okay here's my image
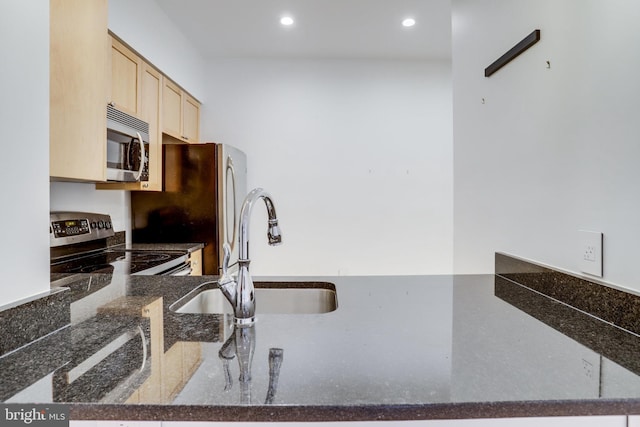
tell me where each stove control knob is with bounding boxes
[90,221,97,229]
[97,220,105,229]
[105,221,112,229]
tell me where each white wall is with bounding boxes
[50,183,131,241]
[108,0,206,101]
[201,59,453,276]
[0,1,50,305]
[452,0,640,291]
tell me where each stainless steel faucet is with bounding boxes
[218,188,282,326]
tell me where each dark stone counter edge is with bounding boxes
[69,400,640,422]
[0,287,70,357]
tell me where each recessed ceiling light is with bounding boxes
[402,18,416,28]
[280,16,294,26]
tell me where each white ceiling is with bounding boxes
[154,0,452,60]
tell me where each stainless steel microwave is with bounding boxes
[106,104,150,182]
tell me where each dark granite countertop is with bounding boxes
[4,267,640,422]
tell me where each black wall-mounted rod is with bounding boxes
[485,29,541,77]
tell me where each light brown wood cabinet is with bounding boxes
[97,43,163,192]
[109,36,142,118]
[183,93,201,141]
[161,341,203,401]
[163,78,201,143]
[50,0,109,182]
[51,3,200,184]
[105,297,202,405]
[189,249,203,276]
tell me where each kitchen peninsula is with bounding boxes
[2,254,640,424]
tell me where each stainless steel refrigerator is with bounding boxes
[131,143,247,275]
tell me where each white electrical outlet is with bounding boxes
[578,230,603,277]
[583,245,596,261]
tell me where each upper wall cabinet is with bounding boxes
[140,64,163,191]
[51,1,200,184]
[163,79,200,143]
[183,94,200,142]
[97,38,163,192]
[50,0,108,182]
[109,36,142,117]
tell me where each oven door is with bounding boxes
[106,131,149,182]
[130,252,191,276]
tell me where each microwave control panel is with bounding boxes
[50,212,115,247]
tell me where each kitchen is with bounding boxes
[2,0,640,425]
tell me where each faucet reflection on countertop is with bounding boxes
[218,324,284,404]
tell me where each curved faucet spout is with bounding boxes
[239,188,282,262]
[232,188,282,326]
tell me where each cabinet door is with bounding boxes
[50,0,108,182]
[182,94,200,142]
[181,341,202,380]
[162,342,184,401]
[162,78,201,143]
[139,63,162,191]
[162,79,183,140]
[110,37,141,117]
[189,249,203,276]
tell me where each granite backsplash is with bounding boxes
[496,252,640,335]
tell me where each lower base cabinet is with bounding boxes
[189,249,203,276]
[71,415,628,426]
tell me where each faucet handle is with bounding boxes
[219,242,235,289]
[217,243,238,312]
[221,242,231,276]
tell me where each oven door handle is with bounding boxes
[162,262,192,276]
[172,266,193,276]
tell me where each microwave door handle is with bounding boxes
[134,131,145,181]
[125,138,133,170]
[226,156,238,249]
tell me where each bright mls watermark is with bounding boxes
[1,404,69,426]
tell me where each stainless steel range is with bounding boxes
[50,212,192,276]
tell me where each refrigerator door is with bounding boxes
[217,144,247,273]
[131,143,247,275]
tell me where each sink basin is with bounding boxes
[172,282,337,315]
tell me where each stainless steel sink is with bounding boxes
[172,282,337,315]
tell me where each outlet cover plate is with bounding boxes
[578,230,603,277]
